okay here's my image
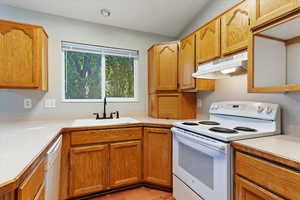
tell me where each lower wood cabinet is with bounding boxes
[235,151,300,200]
[69,145,109,197]
[143,128,172,187]
[62,126,172,199]
[110,141,142,188]
[18,159,45,200]
[235,176,283,200]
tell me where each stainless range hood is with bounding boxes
[192,51,248,79]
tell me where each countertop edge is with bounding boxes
[232,141,300,171]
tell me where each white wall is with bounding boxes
[0,5,174,120]
[182,0,300,136]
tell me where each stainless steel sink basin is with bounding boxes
[71,117,140,127]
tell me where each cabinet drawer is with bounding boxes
[235,152,300,199]
[18,160,45,200]
[71,127,142,145]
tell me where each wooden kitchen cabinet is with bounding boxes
[196,18,221,64]
[179,34,215,91]
[18,159,45,200]
[250,0,300,29]
[149,93,196,119]
[235,176,283,200]
[235,151,300,200]
[143,128,172,187]
[221,0,250,55]
[69,145,109,197]
[110,141,142,188]
[0,19,48,91]
[148,42,178,93]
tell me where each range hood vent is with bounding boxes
[192,51,248,79]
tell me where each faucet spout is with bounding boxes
[103,96,107,119]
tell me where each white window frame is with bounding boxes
[61,42,139,103]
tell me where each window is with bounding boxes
[62,42,138,102]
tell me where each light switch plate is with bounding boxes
[24,99,32,109]
[45,99,56,108]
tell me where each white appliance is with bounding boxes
[172,101,281,200]
[45,136,62,200]
[192,52,248,79]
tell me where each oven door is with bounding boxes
[172,127,231,200]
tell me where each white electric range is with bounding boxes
[171,101,281,200]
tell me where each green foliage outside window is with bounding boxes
[106,55,134,98]
[65,51,135,100]
[65,51,102,99]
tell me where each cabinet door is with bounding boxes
[0,23,36,88]
[235,176,283,200]
[221,0,250,55]
[33,183,45,200]
[110,141,142,188]
[196,18,221,64]
[69,145,109,197]
[18,160,45,200]
[179,34,196,90]
[251,0,300,28]
[144,128,172,187]
[157,94,180,119]
[156,43,178,90]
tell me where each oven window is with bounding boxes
[178,142,214,189]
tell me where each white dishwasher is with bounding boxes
[45,136,62,200]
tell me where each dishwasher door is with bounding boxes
[45,136,62,200]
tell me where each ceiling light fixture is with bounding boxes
[100,9,111,17]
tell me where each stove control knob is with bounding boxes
[266,106,273,114]
[257,105,265,113]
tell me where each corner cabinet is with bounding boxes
[179,34,215,91]
[143,128,172,188]
[196,18,221,64]
[221,0,250,55]
[0,19,48,91]
[148,42,178,93]
[250,0,300,29]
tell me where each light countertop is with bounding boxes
[233,135,300,170]
[0,116,193,188]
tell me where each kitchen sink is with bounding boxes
[71,117,140,127]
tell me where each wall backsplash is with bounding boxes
[0,5,174,120]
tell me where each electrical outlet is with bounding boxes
[24,99,32,109]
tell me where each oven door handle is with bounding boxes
[172,128,227,153]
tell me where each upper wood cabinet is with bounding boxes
[179,34,215,91]
[196,18,221,64]
[69,145,109,197]
[148,42,178,93]
[110,141,142,188]
[179,34,196,89]
[0,19,48,91]
[143,128,172,188]
[250,0,300,29]
[221,0,250,55]
[149,93,196,119]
